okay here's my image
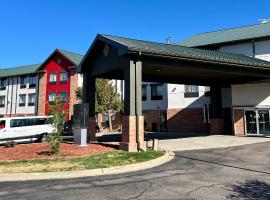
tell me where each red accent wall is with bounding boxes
[41,53,74,120]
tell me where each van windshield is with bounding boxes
[0,120,5,129]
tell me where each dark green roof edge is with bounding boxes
[98,34,270,69]
[0,64,41,78]
[179,22,270,47]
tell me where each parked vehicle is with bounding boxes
[63,119,73,136]
[0,116,54,144]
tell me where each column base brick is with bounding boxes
[210,118,224,135]
[121,115,146,152]
[88,117,97,142]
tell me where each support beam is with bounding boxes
[83,73,97,142]
[210,86,224,134]
[121,60,145,152]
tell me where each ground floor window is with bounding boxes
[19,94,26,107]
[184,85,199,98]
[245,109,270,135]
[151,84,163,100]
[0,96,5,107]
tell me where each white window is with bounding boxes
[29,75,36,88]
[184,85,199,98]
[0,79,6,90]
[142,85,147,101]
[60,72,68,83]
[49,73,57,84]
[151,84,163,100]
[0,96,5,107]
[49,93,56,103]
[20,76,27,88]
[28,93,36,106]
[19,94,26,107]
[60,92,67,102]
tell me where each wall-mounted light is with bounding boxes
[155,68,161,72]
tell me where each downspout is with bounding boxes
[10,78,14,117]
[252,40,256,58]
[14,77,18,115]
[35,74,39,115]
[135,51,144,152]
[6,78,9,116]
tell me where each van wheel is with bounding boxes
[38,134,47,143]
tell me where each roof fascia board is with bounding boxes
[136,51,270,71]
[79,34,129,72]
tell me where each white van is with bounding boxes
[0,116,54,144]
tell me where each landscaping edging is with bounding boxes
[0,151,174,182]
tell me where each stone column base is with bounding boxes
[210,118,224,135]
[121,115,146,152]
[88,117,97,142]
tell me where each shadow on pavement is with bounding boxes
[97,132,210,143]
[227,180,270,200]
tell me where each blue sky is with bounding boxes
[1,0,270,68]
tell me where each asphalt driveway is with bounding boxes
[1,141,270,200]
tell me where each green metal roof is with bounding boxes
[179,22,270,47]
[57,49,83,66]
[99,34,270,69]
[0,64,41,78]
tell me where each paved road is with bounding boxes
[1,141,270,200]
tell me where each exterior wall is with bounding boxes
[167,84,209,109]
[166,108,209,133]
[41,53,78,120]
[69,72,79,118]
[0,74,38,117]
[232,82,270,107]
[233,108,245,136]
[142,82,168,110]
[37,73,47,116]
[219,39,270,62]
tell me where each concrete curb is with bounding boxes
[0,151,175,182]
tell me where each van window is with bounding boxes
[10,119,30,127]
[0,120,5,129]
[30,118,50,125]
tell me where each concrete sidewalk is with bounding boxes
[159,135,270,152]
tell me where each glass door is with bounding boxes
[245,110,257,134]
[258,110,270,135]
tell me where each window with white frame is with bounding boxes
[0,96,5,107]
[0,79,7,90]
[48,92,56,104]
[28,93,36,106]
[184,85,199,98]
[20,76,27,88]
[151,84,163,100]
[60,72,68,83]
[142,85,147,101]
[29,75,36,88]
[60,92,67,102]
[19,94,26,107]
[49,73,57,84]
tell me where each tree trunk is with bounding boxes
[108,110,113,132]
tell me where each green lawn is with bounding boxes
[0,150,165,173]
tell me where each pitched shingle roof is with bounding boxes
[0,64,41,78]
[99,34,270,69]
[178,22,270,47]
[57,49,83,66]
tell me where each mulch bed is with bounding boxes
[0,142,118,161]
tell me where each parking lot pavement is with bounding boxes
[1,141,270,200]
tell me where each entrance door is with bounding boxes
[258,110,270,134]
[245,110,257,134]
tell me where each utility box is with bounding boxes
[73,103,89,146]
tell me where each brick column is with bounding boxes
[210,118,224,135]
[120,115,145,152]
[233,108,245,136]
[37,72,46,116]
[88,117,97,142]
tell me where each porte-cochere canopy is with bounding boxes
[80,34,270,86]
[79,34,270,152]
